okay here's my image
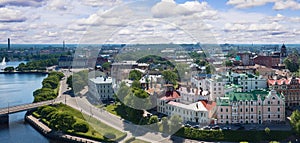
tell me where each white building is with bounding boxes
[191,75,226,101]
[157,86,216,125]
[227,72,267,92]
[88,76,114,100]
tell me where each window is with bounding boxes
[240,109,242,112]
[221,115,223,119]
[226,108,228,112]
[268,108,270,112]
[278,115,280,118]
[268,115,270,118]
[226,115,228,119]
[278,101,280,105]
[220,108,223,112]
[268,101,270,104]
[255,82,258,84]
[278,108,280,112]
[246,101,248,105]
[251,108,253,112]
[246,108,248,112]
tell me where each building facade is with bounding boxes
[228,72,267,92]
[268,77,300,107]
[88,76,114,100]
[157,86,216,124]
[217,90,285,124]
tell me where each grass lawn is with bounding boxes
[35,103,126,142]
[124,137,150,143]
[105,102,148,125]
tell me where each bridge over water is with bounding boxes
[0,100,55,125]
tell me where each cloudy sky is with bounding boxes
[0,0,300,44]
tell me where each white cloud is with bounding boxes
[226,0,276,8]
[151,0,217,19]
[81,0,122,7]
[0,0,46,7]
[227,0,300,10]
[47,0,70,11]
[0,7,27,22]
[273,0,300,10]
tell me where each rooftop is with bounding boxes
[89,76,112,84]
[167,101,208,112]
[217,90,283,106]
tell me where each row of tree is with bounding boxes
[33,72,64,102]
[36,104,89,133]
[66,70,88,95]
[16,58,58,72]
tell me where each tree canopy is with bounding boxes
[162,70,178,84]
[129,70,143,81]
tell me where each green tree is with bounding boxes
[116,83,130,102]
[265,127,270,135]
[50,112,76,132]
[73,122,89,133]
[290,110,300,135]
[169,115,182,133]
[129,70,143,80]
[162,70,178,84]
[40,106,57,119]
[148,115,159,124]
[102,62,111,71]
[224,60,233,67]
[131,80,141,89]
[161,117,169,133]
[284,58,299,72]
[4,66,14,72]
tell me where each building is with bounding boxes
[227,72,267,92]
[88,76,114,101]
[268,77,300,107]
[253,55,280,68]
[7,38,10,51]
[236,52,254,66]
[280,44,287,58]
[157,85,216,125]
[191,74,226,101]
[111,61,149,84]
[217,90,285,124]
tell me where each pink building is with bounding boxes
[217,90,285,124]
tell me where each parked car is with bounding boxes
[184,124,191,128]
[237,126,245,130]
[193,125,200,129]
[222,126,231,130]
[211,125,220,130]
[202,126,211,130]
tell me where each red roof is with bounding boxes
[160,91,180,100]
[267,78,300,85]
[200,100,216,111]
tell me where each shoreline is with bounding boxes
[25,111,99,143]
[0,71,48,74]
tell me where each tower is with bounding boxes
[280,44,287,58]
[7,38,10,51]
[63,41,65,50]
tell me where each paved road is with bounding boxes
[55,70,206,143]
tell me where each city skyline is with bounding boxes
[0,0,300,44]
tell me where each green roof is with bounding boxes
[217,90,269,106]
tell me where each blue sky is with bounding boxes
[0,0,300,44]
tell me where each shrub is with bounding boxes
[73,122,89,133]
[104,132,116,139]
